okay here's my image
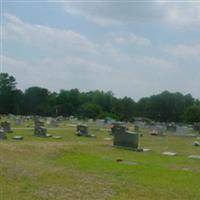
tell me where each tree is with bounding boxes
[24,87,50,116]
[0,73,17,114]
[136,91,194,122]
[184,105,200,123]
[112,97,136,121]
[79,103,102,119]
[0,73,199,122]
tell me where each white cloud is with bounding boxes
[167,44,200,57]
[3,14,200,100]
[111,32,151,46]
[3,54,180,100]
[62,1,200,27]
[4,13,97,56]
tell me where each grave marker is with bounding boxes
[113,123,139,150]
[0,121,12,133]
[34,120,47,137]
[0,129,7,140]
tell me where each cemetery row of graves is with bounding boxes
[1,114,200,199]
[1,115,200,155]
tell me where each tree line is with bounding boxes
[0,73,200,123]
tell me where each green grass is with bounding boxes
[0,123,200,200]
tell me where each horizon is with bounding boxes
[4,71,199,102]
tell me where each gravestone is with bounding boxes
[176,126,190,136]
[111,123,127,135]
[50,118,58,127]
[193,123,200,133]
[76,124,89,136]
[34,120,47,137]
[188,155,200,159]
[113,130,139,150]
[56,116,64,122]
[96,119,105,128]
[134,125,139,132]
[162,152,177,156]
[0,121,12,133]
[193,141,200,146]
[52,136,62,139]
[0,129,7,139]
[150,125,164,136]
[15,118,22,125]
[167,123,177,132]
[13,136,23,140]
[88,119,94,124]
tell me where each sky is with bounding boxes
[1,0,200,101]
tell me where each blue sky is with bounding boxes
[1,0,200,101]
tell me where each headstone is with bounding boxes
[15,118,22,125]
[111,122,127,135]
[0,129,7,140]
[104,118,116,127]
[143,148,151,152]
[76,124,89,136]
[162,152,177,156]
[104,137,112,141]
[88,119,94,124]
[113,129,139,150]
[34,120,47,137]
[150,130,160,136]
[13,136,23,140]
[50,119,58,127]
[176,126,190,136]
[193,123,200,133]
[134,125,139,132]
[188,155,200,159]
[46,134,52,137]
[193,141,200,146]
[52,136,62,139]
[0,121,12,133]
[56,116,64,122]
[150,125,164,136]
[96,119,105,128]
[166,123,177,132]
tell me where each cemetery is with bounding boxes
[0,115,200,200]
[1,1,200,199]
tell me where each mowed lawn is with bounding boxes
[0,125,200,200]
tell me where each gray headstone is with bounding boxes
[34,120,47,137]
[0,129,7,140]
[0,121,12,133]
[113,130,139,150]
[13,136,23,140]
[111,123,127,135]
[166,123,177,132]
[162,152,177,156]
[76,124,89,136]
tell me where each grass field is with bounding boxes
[0,123,200,200]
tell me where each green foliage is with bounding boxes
[79,103,102,119]
[184,105,200,123]
[112,97,136,121]
[24,87,50,115]
[0,73,18,114]
[137,91,195,122]
[0,73,200,122]
[97,112,119,120]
